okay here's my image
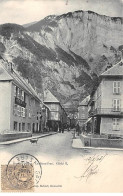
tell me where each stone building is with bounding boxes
[88,60,123,137]
[0,59,42,141]
[44,90,67,131]
[78,95,90,128]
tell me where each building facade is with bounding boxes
[0,59,42,141]
[88,61,123,137]
[78,96,90,128]
[41,104,50,131]
[44,90,67,131]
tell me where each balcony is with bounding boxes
[89,108,123,117]
[15,97,26,108]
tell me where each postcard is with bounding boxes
[0,0,123,193]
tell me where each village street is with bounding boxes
[0,131,123,192]
[0,131,122,159]
[0,131,84,159]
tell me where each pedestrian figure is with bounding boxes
[59,122,61,133]
[76,123,80,136]
[61,124,64,133]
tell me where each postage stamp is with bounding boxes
[1,153,42,192]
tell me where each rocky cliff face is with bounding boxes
[27,11,123,73]
[0,10,122,108]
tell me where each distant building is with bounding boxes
[88,60,123,137]
[44,90,67,131]
[41,103,50,131]
[0,59,42,142]
[78,96,90,128]
[63,101,78,128]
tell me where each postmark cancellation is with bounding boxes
[1,153,42,192]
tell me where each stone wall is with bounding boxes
[0,132,32,142]
[80,134,123,148]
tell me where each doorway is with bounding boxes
[19,123,21,131]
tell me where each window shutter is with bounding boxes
[118,82,120,94]
[117,99,120,111]
[113,99,116,110]
[113,82,116,94]
[22,91,24,101]
[21,107,23,117]
[23,108,25,117]
[113,118,115,125]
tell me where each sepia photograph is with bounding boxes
[0,0,123,193]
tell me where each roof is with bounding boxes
[0,59,41,102]
[44,90,59,103]
[42,103,51,111]
[101,60,123,77]
[79,95,90,106]
[0,62,13,80]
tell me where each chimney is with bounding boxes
[8,62,13,73]
[27,77,29,83]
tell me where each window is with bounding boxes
[51,104,57,110]
[24,93,26,102]
[21,107,26,117]
[36,123,39,132]
[17,105,21,116]
[14,85,17,97]
[32,123,35,132]
[22,91,24,101]
[19,123,21,131]
[113,118,119,126]
[14,121,17,131]
[113,99,120,111]
[19,89,22,99]
[17,87,20,98]
[22,123,25,131]
[113,118,120,131]
[27,123,31,131]
[23,108,26,117]
[29,109,31,118]
[13,104,17,116]
[50,112,59,120]
[113,81,120,94]
[17,88,21,99]
[21,107,23,117]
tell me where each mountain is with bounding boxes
[0,11,122,110]
[23,21,38,28]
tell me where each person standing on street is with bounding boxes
[76,123,80,136]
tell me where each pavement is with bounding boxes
[1,130,123,152]
[0,132,57,145]
[0,132,84,160]
[72,136,123,151]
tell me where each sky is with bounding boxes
[0,0,122,25]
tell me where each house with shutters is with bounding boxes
[44,90,67,131]
[0,59,42,142]
[78,95,90,128]
[88,60,123,137]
